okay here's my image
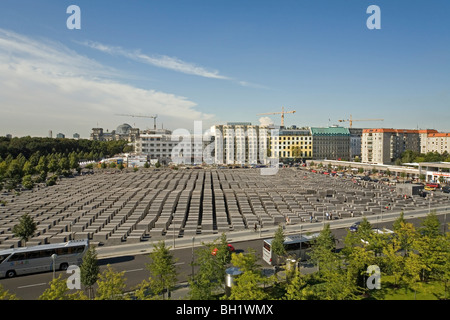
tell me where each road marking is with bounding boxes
[174,262,185,266]
[124,268,144,273]
[18,282,47,289]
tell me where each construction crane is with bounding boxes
[338,115,384,128]
[115,114,158,130]
[257,106,296,127]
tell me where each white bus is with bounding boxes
[263,233,320,265]
[0,239,89,278]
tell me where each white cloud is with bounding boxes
[81,40,230,80]
[259,117,274,126]
[80,40,270,89]
[0,29,214,137]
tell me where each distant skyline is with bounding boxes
[1,1,449,138]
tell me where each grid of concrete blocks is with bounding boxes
[1,169,449,249]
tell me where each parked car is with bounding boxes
[212,244,235,256]
[442,186,450,194]
[349,221,361,232]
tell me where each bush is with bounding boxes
[46,175,58,186]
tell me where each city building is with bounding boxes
[90,123,140,142]
[73,133,80,140]
[133,128,213,165]
[349,128,363,161]
[310,126,350,160]
[420,130,449,154]
[133,128,174,164]
[270,127,312,162]
[56,133,65,139]
[213,122,271,165]
[361,128,421,164]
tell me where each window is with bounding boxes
[0,254,10,263]
[8,253,26,262]
[284,243,300,251]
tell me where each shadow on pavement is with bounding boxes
[98,255,135,266]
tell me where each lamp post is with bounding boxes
[191,237,195,280]
[51,254,57,280]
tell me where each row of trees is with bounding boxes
[1,212,448,300]
[0,138,131,192]
[0,136,131,160]
[397,150,450,166]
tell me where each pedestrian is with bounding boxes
[326,212,329,220]
[254,223,257,232]
[338,212,342,219]
[330,212,333,220]
[351,211,354,217]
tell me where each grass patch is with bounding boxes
[368,275,448,300]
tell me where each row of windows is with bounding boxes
[2,245,86,262]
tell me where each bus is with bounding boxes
[262,233,320,265]
[0,239,89,278]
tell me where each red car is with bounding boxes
[212,244,235,256]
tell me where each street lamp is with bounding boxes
[51,254,57,280]
[191,237,195,280]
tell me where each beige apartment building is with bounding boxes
[361,129,421,164]
[421,132,450,154]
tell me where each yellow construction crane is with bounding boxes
[338,115,384,128]
[257,106,296,127]
[115,114,158,130]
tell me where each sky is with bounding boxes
[0,0,449,138]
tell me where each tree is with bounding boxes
[0,284,19,300]
[22,160,34,176]
[6,159,22,180]
[393,211,406,233]
[230,248,260,273]
[12,213,37,246]
[381,236,404,287]
[414,212,448,282]
[419,211,441,238]
[35,156,48,174]
[38,274,88,300]
[69,153,79,170]
[59,157,70,172]
[95,265,128,300]
[309,224,336,274]
[401,252,425,300]
[146,240,178,299]
[345,245,375,290]
[400,172,407,182]
[155,161,161,168]
[357,217,373,244]
[394,221,417,256]
[21,174,34,190]
[226,248,268,300]
[271,225,286,267]
[188,236,230,300]
[47,156,59,174]
[227,270,268,300]
[284,270,312,300]
[80,246,99,299]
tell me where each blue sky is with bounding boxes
[0,0,449,137]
